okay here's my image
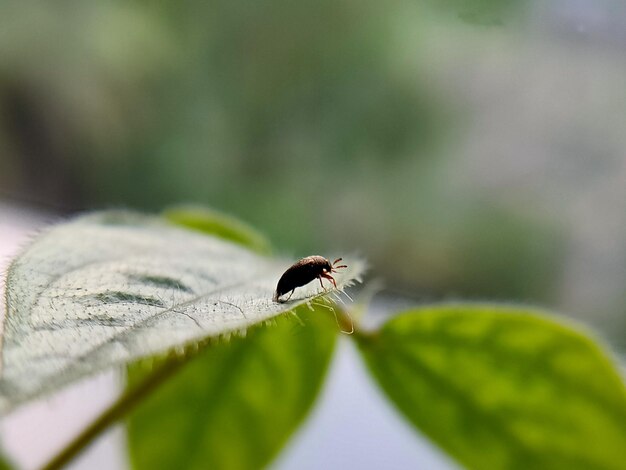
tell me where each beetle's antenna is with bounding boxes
[332,258,348,270]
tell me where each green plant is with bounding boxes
[1,207,625,470]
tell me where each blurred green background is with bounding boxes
[1,1,625,348]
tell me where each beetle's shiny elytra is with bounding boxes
[273,256,347,302]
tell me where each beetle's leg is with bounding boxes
[320,272,337,288]
[286,289,295,301]
[318,276,325,289]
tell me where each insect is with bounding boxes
[273,256,347,302]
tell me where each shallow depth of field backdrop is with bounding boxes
[1,1,626,469]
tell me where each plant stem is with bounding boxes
[41,354,190,470]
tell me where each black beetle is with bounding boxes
[273,256,347,302]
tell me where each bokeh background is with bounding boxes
[1,0,626,468]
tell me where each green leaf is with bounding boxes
[163,205,272,255]
[0,454,14,470]
[0,210,363,414]
[357,304,626,470]
[128,304,336,470]
[428,0,521,26]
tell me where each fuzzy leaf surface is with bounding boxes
[128,305,336,470]
[358,305,626,470]
[1,211,362,413]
